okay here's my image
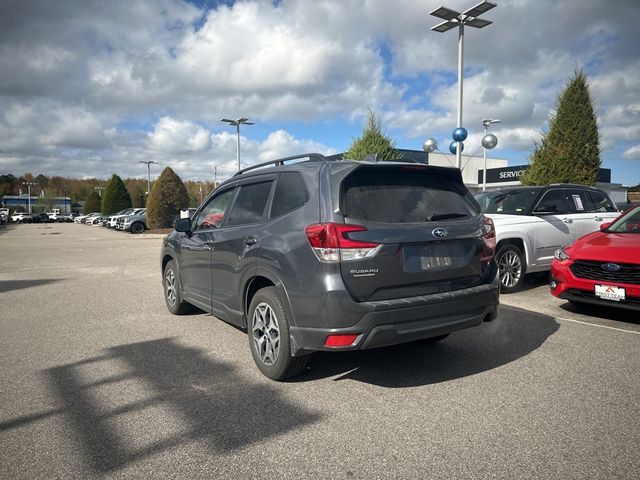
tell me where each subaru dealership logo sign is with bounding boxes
[432,228,448,238]
[601,263,621,272]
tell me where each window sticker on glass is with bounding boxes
[572,194,584,211]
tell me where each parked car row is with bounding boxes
[475,184,639,311]
[7,211,78,223]
[74,208,147,234]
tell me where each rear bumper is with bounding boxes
[289,280,499,355]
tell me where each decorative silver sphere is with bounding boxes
[482,133,498,150]
[423,138,438,153]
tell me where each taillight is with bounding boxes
[481,216,496,263]
[305,223,382,262]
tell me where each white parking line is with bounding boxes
[557,316,640,335]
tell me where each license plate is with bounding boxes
[595,285,626,302]
[418,243,453,270]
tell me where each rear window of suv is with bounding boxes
[342,166,479,223]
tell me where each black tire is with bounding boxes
[130,222,145,234]
[163,260,191,315]
[248,286,309,381]
[495,244,526,293]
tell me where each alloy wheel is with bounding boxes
[165,269,176,306]
[498,250,522,288]
[252,302,280,366]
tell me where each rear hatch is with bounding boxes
[335,164,491,302]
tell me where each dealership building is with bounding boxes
[1,195,72,213]
[374,149,629,205]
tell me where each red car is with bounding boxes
[550,204,640,310]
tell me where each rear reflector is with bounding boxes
[324,334,359,347]
[305,223,382,262]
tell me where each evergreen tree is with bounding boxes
[521,68,600,186]
[84,191,101,213]
[35,174,49,188]
[146,167,190,228]
[343,110,399,161]
[101,174,132,215]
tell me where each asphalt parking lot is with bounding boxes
[1,223,639,479]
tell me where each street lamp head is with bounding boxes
[430,1,496,31]
[462,1,497,19]
[430,6,461,21]
[466,18,492,28]
[221,117,254,126]
[431,20,458,33]
[482,118,501,127]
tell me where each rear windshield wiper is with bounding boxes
[426,213,468,221]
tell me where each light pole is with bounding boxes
[221,117,254,171]
[23,182,38,214]
[138,160,158,195]
[430,1,496,169]
[94,186,106,197]
[481,118,500,191]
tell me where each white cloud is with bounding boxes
[622,144,640,160]
[149,117,212,154]
[258,130,337,161]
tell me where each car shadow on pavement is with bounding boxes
[40,338,321,473]
[559,302,640,325]
[295,305,559,388]
[0,278,63,293]
[517,272,550,292]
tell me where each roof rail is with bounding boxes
[233,153,329,177]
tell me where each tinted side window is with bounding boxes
[227,181,273,226]
[535,189,573,214]
[588,190,617,212]
[193,188,236,230]
[566,189,594,213]
[270,172,309,218]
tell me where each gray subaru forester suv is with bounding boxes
[161,154,499,380]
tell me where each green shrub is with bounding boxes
[101,174,132,215]
[84,191,101,214]
[146,167,190,228]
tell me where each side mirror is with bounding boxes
[175,217,192,233]
[600,222,611,231]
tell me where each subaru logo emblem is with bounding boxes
[601,263,621,272]
[432,227,448,238]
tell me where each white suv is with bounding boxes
[475,184,619,292]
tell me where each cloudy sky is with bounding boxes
[1,0,639,185]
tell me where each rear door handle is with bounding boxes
[203,240,214,247]
[563,218,573,224]
[594,216,603,222]
[244,236,257,246]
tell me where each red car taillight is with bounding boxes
[324,333,359,347]
[305,223,382,262]
[481,216,496,263]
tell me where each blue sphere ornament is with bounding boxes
[452,127,468,142]
[449,141,464,154]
